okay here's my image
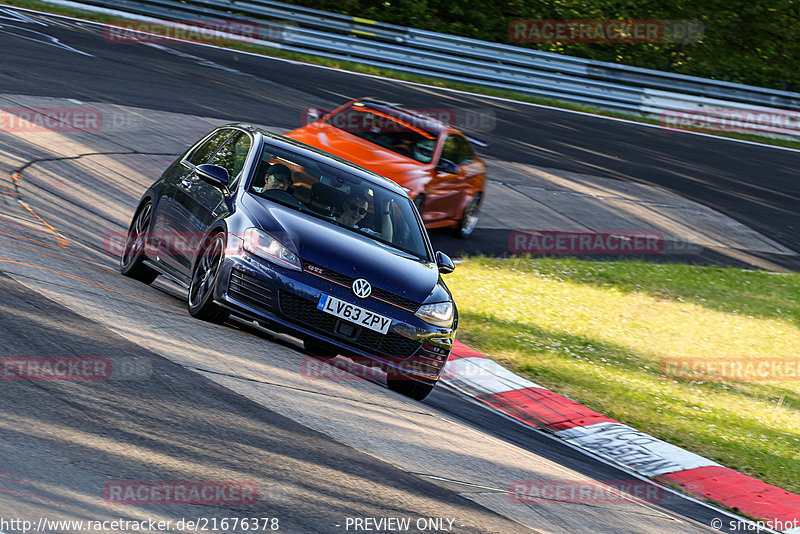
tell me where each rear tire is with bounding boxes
[453,193,481,239]
[120,201,158,284]
[387,375,437,401]
[188,233,229,323]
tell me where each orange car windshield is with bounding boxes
[326,104,438,164]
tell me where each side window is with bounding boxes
[188,129,234,166]
[207,131,252,185]
[440,135,473,166]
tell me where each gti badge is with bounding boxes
[352,278,372,299]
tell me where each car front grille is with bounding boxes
[228,268,276,315]
[279,291,421,359]
[303,263,420,312]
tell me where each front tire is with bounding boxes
[188,233,229,323]
[387,375,437,401]
[453,193,481,239]
[120,201,158,284]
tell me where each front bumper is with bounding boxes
[215,253,454,382]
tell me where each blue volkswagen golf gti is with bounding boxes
[120,124,457,400]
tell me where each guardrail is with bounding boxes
[51,0,800,137]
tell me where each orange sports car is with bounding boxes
[285,98,487,238]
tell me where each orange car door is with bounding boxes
[423,134,474,222]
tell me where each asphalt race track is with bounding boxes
[2,6,798,265]
[0,6,796,534]
[0,272,539,533]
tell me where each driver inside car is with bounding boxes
[337,191,393,242]
[254,163,293,193]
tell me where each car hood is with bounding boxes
[241,194,443,304]
[285,123,431,182]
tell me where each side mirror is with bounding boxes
[436,251,455,274]
[436,158,458,174]
[196,164,230,190]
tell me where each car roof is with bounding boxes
[226,123,409,195]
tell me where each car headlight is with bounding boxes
[415,301,454,327]
[242,228,300,271]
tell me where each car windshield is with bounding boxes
[249,143,431,260]
[325,102,440,163]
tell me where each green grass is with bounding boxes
[4,0,800,151]
[447,257,800,495]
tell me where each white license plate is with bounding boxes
[317,294,391,334]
